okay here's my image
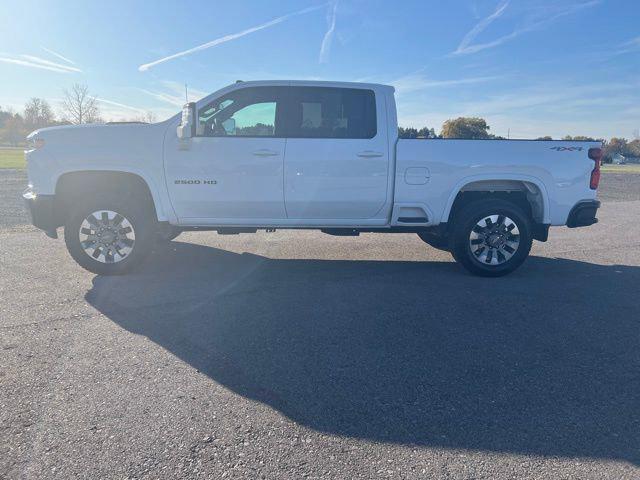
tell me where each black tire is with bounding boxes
[450,199,533,277]
[64,195,154,275]
[156,226,182,242]
[417,232,450,252]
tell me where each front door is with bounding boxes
[164,86,287,222]
[282,86,389,220]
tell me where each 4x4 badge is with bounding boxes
[550,146,583,151]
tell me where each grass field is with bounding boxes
[0,148,25,169]
[601,164,640,174]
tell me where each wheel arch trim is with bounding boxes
[441,174,551,225]
[54,168,173,222]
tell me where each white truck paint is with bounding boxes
[23,80,602,276]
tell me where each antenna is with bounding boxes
[185,84,188,103]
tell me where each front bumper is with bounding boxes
[23,189,58,238]
[567,200,600,228]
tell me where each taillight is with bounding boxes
[588,147,602,190]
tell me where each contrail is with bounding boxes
[0,56,73,73]
[454,0,510,55]
[319,1,338,63]
[41,46,77,65]
[139,4,326,72]
[97,98,146,113]
[21,55,82,72]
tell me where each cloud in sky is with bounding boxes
[392,73,502,95]
[319,1,338,63]
[139,4,326,72]
[453,0,600,56]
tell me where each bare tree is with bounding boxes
[24,98,55,130]
[142,111,157,123]
[60,84,101,124]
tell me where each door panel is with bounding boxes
[164,135,286,219]
[164,86,287,221]
[283,87,389,220]
[284,139,388,219]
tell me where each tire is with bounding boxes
[450,199,533,277]
[64,195,154,275]
[417,232,450,252]
[156,226,182,242]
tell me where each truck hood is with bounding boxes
[27,119,176,155]
[26,119,177,171]
[27,122,164,144]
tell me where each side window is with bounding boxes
[228,102,276,136]
[286,87,376,139]
[197,87,280,137]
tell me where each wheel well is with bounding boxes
[447,180,544,225]
[54,171,157,226]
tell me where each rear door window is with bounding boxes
[284,87,376,139]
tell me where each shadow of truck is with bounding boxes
[86,241,640,464]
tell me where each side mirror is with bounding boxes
[177,102,196,139]
[222,117,236,135]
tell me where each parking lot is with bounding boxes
[2,170,639,479]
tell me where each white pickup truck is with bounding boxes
[23,80,602,276]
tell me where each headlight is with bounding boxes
[27,135,45,150]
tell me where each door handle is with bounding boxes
[252,149,280,157]
[357,151,383,158]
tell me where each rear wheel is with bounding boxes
[64,197,154,275]
[450,199,532,277]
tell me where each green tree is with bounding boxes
[627,139,640,157]
[398,127,418,139]
[441,117,491,139]
[603,137,628,161]
[0,113,27,146]
[563,135,598,142]
[417,127,437,138]
[536,136,553,141]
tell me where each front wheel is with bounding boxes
[450,199,533,277]
[64,197,154,275]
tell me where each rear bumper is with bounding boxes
[567,200,600,228]
[23,189,58,238]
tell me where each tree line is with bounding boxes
[0,83,155,146]
[400,117,640,163]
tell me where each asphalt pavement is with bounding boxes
[1,169,639,479]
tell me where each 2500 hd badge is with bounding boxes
[174,179,217,185]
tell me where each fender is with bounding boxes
[441,173,551,225]
[55,166,177,223]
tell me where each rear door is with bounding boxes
[282,87,389,220]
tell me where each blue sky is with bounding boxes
[1,0,638,139]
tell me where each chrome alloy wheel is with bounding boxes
[78,210,135,264]
[469,214,520,266]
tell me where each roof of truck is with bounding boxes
[228,79,395,92]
